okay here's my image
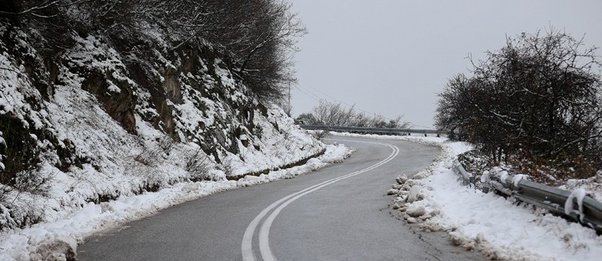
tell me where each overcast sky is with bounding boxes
[289,0,602,128]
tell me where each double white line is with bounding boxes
[241,140,400,261]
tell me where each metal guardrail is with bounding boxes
[452,159,602,233]
[300,125,442,136]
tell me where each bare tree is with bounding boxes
[2,0,304,101]
[305,100,409,128]
[435,30,602,179]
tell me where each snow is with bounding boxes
[0,28,343,260]
[562,175,602,202]
[0,130,4,171]
[498,170,509,184]
[512,174,527,187]
[358,133,602,261]
[106,81,121,94]
[329,132,602,260]
[565,188,587,222]
[0,144,351,260]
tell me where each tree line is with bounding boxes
[435,30,602,180]
[297,100,410,129]
[1,0,304,101]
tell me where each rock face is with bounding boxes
[0,20,323,230]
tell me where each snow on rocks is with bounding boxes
[387,171,431,223]
[406,205,426,218]
[395,174,408,185]
[0,27,346,260]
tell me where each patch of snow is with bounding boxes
[480,170,491,183]
[562,175,602,202]
[512,174,527,187]
[411,140,602,260]
[565,188,587,222]
[498,170,509,185]
[106,80,121,94]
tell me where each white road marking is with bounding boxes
[241,140,399,261]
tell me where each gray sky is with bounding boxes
[289,0,602,128]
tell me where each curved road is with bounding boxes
[78,136,483,260]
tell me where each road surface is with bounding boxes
[78,136,483,260]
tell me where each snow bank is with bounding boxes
[328,132,601,260]
[378,134,602,261]
[0,144,351,260]
[0,25,337,260]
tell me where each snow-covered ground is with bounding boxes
[1,27,349,260]
[409,143,602,260]
[0,143,351,260]
[333,132,602,261]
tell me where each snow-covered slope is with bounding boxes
[0,20,324,236]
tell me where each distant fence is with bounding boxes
[452,160,602,234]
[300,125,442,136]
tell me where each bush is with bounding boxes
[435,30,602,179]
[185,147,210,182]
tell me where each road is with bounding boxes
[78,136,483,260]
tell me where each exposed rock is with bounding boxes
[386,189,399,195]
[396,174,408,184]
[80,70,137,133]
[412,171,427,180]
[31,240,76,261]
[401,184,412,191]
[0,18,325,232]
[393,196,406,204]
[417,193,424,201]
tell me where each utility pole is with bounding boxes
[286,82,291,116]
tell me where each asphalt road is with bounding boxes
[78,136,484,260]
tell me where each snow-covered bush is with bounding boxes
[185,148,210,182]
[435,30,602,181]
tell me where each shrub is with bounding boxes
[435,30,602,179]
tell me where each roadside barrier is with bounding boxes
[452,159,602,234]
[300,125,441,136]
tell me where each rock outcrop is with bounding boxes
[0,18,322,230]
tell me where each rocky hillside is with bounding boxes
[0,4,322,231]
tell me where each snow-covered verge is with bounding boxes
[0,18,338,260]
[373,135,602,261]
[0,144,351,260]
[329,132,602,260]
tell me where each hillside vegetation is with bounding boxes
[0,0,321,231]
